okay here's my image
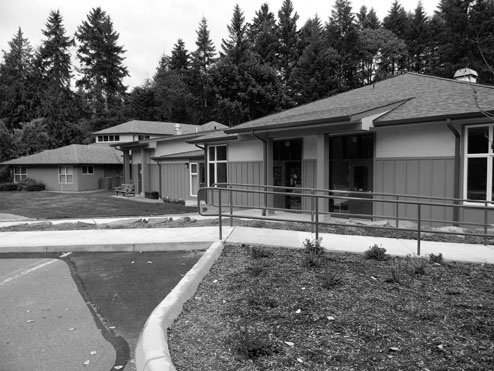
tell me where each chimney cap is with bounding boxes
[454,68,478,81]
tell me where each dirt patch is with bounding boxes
[168,244,494,371]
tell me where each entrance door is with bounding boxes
[329,134,374,216]
[273,139,303,210]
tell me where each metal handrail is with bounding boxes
[198,184,494,255]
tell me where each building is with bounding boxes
[1,144,123,192]
[192,72,494,225]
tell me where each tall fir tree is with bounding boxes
[0,28,36,129]
[326,0,360,90]
[38,9,79,147]
[382,1,411,74]
[75,7,129,118]
[190,17,216,124]
[169,39,189,74]
[220,5,250,64]
[406,2,432,73]
[248,3,279,66]
[356,6,381,30]
[277,0,300,84]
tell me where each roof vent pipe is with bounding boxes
[174,123,182,135]
[454,68,478,83]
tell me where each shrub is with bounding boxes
[303,237,324,267]
[409,256,428,275]
[385,257,406,283]
[364,244,389,261]
[17,178,45,191]
[0,166,11,183]
[321,268,342,289]
[0,182,18,191]
[232,322,276,360]
[429,253,444,265]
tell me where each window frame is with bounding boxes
[189,162,198,197]
[464,124,494,204]
[81,165,94,175]
[13,166,27,183]
[207,145,228,187]
[58,165,73,184]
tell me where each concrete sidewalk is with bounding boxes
[0,222,493,263]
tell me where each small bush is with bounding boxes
[232,322,276,360]
[0,182,18,191]
[17,178,45,191]
[410,257,428,275]
[303,237,324,267]
[386,257,406,283]
[429,253,444,265]
[321,269,342,289]
[364,244,389,261]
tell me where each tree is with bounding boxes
[220,5,250,65]
[125,81,158,121]
[277,0,300,83]
[383,1,411,40]
[169,39,189,74]
[0,28,36,129]
[190,17,217,124]
[75,7,129,116]
[406,2,432,73]
[290,17,339,104]
[356,6,381,30]
[248,3,279,66]
[326,0,360,90]
[12,119,51,157]
[38,9,77,146]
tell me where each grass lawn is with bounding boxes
[168,244,494,371]
[0,190,194,219]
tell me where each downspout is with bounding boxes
[157,160,162,199]
[447,119,460,225]
[195,143,206,203]
[251,130,268,216]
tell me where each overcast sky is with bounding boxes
[0,0,439,89]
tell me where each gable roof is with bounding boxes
[92,120,200,136]
[227,73,494,133]
[1,144,123,165]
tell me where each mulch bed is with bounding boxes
[168,244,494,371]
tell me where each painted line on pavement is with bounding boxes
[0,259,58,287]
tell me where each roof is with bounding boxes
[1,144,123,165]
[92,120,200,136]
[227,73,494,133]
[187,130,237,144]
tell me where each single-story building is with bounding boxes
[1,144,123,191]
[114,121,227,202]
[190,70,494,226]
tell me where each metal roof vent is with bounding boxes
[174,123,182,135]
[454,68,478,83]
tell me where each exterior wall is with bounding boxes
[228,140,263,162]
[155,141,198,157]
[160,162,191,200]
[148,164,160,194]
[302,160,317,211]
[228,161,263,207]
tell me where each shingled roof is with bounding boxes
[227,73,494,133]
[1,144,123,165]
[92,120,200,136]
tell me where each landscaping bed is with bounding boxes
[168,243,494,371]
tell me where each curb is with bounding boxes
[135,240,225,371]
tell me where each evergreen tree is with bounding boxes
[277,0,300,83]
[169,39,189,74]
[0,28,36,129]
[75,7,129,116]
[38,9,77,146]
[248,3,279,66]
[125,81,158,121]
[326,0,360,90]
[406,2,432,73]
[357,6,381,30]
[220,5,250,65]
[290,16,339,104]
[383,1,411,40]
[190,17,216,124]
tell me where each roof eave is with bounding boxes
[374,111,494,127]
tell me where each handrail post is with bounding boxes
[218,188,223,240]
[395,195,400,228]
[229,184,233,227]
[417,203,421,256]
[311,189,315,234]
[315,194,319,240]
[484,201,488,245]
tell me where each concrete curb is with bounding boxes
[135,240,225,371]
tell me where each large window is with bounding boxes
[465,125,494,202]
[208,145,227,186]
[59,165,73,184]
[14,166,27,183]
[81,165,94,175]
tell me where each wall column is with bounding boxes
[316,133,330,212]
[140,148,147,196]
[265,138,274,214]
[123,150,130,184]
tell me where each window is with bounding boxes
[97,135,120,142]
[138,135,150,141]
[59,165,73,184]
[190,163,199,196]
[14,166,27,183]
[81,165,94,175]
[208,145,227,186]
[465,125,494,202]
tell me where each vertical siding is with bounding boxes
[375,157,455,225]
[161,163,190,200]
[302,160,316,211]
[228,161,263,208]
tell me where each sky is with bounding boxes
[0,0,439,89]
